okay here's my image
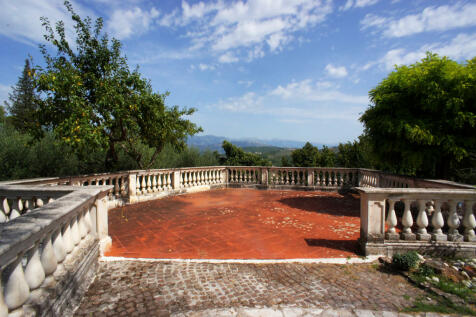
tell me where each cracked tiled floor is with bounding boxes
[105,189,361,259]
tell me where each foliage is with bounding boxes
[4,59,39,133]
[392,251,420,271]
[319,145,336,167]
[0,124,218,181]
[242,146,293,166]
[33,1,201,170]
[335,136,373,168]
[291,142,320,167]
[220,141,271,166]
[360,53,476,180]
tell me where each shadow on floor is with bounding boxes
[279,195,360,217]
[304,238,361,255]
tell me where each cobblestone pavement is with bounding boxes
[73,260,442,316]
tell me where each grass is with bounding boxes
[404,294,476,315]
[402,261,476,315]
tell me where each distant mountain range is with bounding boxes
[187,135,332,152]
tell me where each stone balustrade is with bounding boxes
[0,185,111,316]
[228,167,261,184]
[358,187,476,256]
[0,189,65,223]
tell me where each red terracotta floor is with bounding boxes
[105,189,362,259]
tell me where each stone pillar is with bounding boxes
[359,192,386,243]
[260,168,268,186]
[128,173,137,204]
[96,197,111,254]
[173,171,181,190]
[306,169,314,186]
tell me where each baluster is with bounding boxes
[316,172,321,186]
[25,244,46,290]
[151,174,157,192]
[0,274,7,317]
[141,175,147,194]
[447,200,462,241]
[71,216,81,247]
[385,199,399,240]
[62,222,74,255]
[401,199,416,240]
[463,200,476,242]
[78,210,87,240]
[53,229,67,268]
[339,172,343,186]
[0,197,8,223]
[4,259,30,311]
[200,171,204,185]
[167,173,172,189]
[40,234,57,286]
[416,200,430,241]
[157,173,163,190]
[290,171,295,185]
[431,200,446,241]
[145,175,150,193]
[136,176,141,196]
[332,172,337,186]
[184,172,189,187]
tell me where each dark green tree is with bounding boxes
[33,1,201,170]
[318,145,336,167]
[360,53,476,180]
[335,137,372,168]
[221,141,271,166]
[291,142,320,167]
[5,59,38,132]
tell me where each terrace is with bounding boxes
[0,166,475,315]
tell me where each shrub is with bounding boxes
[392,251,420,271]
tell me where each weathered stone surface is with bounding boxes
[74,260,427,316]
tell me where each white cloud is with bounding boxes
[325,64,348,78]
[371,33,476,70]
[107,7,159,40]
[270,79,367,104]
[361,2,476,38]
[176,0,333,63]
[0,0,91,45]
[198,63,216,71]
[211,79,368,123]
[218,52,239,63]
[340,0,379,11]
[238,80,254,87]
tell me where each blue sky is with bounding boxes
[1,0,476,144]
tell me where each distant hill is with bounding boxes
[187,135,330,152]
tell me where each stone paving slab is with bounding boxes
[73,260,440,316]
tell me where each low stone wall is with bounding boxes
[357,187,476,257]
[0,186,111,317]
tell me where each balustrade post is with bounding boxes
[173,171,180,189]
[385,199,399,240]
[359,192,386,245]
[431,200,447,241]
[128,172,137,204]
[260,168,268,186]
[96,197,112,254]
[416,200,431,241]
[152,174,158,192]
[62,222,74,255]
[463,200,476,242]
[401,199,416,240]
[447,200,463,241]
